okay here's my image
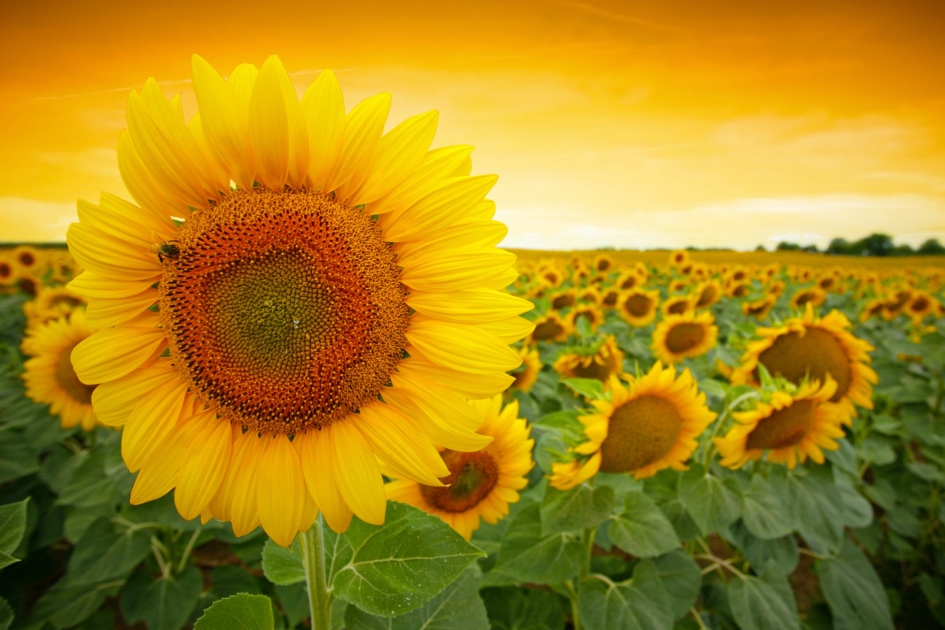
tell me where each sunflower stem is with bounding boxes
[299,515,332,630]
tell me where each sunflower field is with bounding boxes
[2,240,944,630]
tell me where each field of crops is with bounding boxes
[1,243,944,629]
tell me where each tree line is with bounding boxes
[763,233,945,257]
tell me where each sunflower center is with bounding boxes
[0,262,11,279]
[552,294,575,310]
[57,341,96,404]
[533,319,564,341]
[420,449,499,513]
[757,328,851,403]
[599,395,683,472]
[665,323,705,354]
[159,189,409,436]
[745,400,815,450]
[696,286,717,308]
[624,295,651,318]
[666,299,689,315]
[569,357,615,381]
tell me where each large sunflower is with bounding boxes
[730,305,877,423]
[549,362,715,488]
[66,56,532,546]
[385,396,534,539]
[715,378,845,470]
[652,311,718,364]
[21,310,98,430]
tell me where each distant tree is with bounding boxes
[918,238,945,255]
[776,241,801,251]
[755,244,767,252]
[891,244,915,256]
[826,238,851,255]
[854,233,895,257]
[802,244,819,253]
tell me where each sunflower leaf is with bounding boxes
[261,538,305,586]
[817,539,894,630]
[608,491,680,558]
[677,463,743,535]
[489,502,584,585]
[741,474,793,540]
[541,483,615,535]
[481,586,567,630]
[577,560,673,630]
[653,550,702,620]
[193,593,275,630]
[727,561,800,630]
[561,378,605,401]
[785,465,844,555]
[120,566,203,630]
[0,497,29,559]
[333,501,484,617]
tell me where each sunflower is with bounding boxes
[652,311,718,364]
[790,287,826,310]
[21,310,99,430]
[617,270,642,291]
[858,298,889,323]
[599,287,621,309]
[594,254,615,274]
[66,56,532,546]
[24,285,87,329]
[13,245,40,273]
[553,335,624,382]
[510,345,541,392]
[618,288,659,327]
[726,282,751,299]
[730,305,877,422]
[742,295,776,320]
[669,250,690,267]
[386,396,534,540]
[569,303,606,333]
[550,288,577,310]
[905,290,938,321]
[661,295,694,317]
[715,378,845,470]
[549,362,715,487]
[529,312,571,343]
[693,280,722,309]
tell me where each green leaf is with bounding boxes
[906,461,945,484]
[65,517,153,588]
[728,562,800,630]
[677,464,742,535]
[653,550,701,620]
[0,498,29,562]
[577,561,673,630]
[344,565,489,629]
[120,566,203,630]
[817,539,894,630]
[56,450,119,508]
[741,475,793,540]
[481,587,566,630]
[323,523,354,586]
[608,492,680,558]
[209,565,262,599]
[699,379,728,399]
[274,583,309,630]
[727,521,799,575]
[833,474,873,529]
[0,430,39,484]
[28,579,122,629]
[490,502,584,585]
[332,501,484,617]
[0,596,12,630]
[561,378,605,400]
[541,483,615,535]
[194,593,275,630]
[786,466,844,555]
[261,538,305,585]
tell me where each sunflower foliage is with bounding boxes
[3,247,945,630]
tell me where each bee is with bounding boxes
[157,241,181,264]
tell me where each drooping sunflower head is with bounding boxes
[726,281,751,299]
[652,311,718,364]
[65,55,531,545]
[715,378,845,470]
[553,335,624,382]
[21,310,99,430]
[510,345,542,393]
[618,288,660,327]
[730,305,878,423]
[386,395,535,540]
[549,361,715,487]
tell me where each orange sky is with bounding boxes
[1,0,944,250]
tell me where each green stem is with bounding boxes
[580,526,597,580]
[176,527,202,574]
[298,515,332,630]
[564,580,581,630]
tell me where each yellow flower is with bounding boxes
[618,288,660,327]
[742,295,776,320]
[529,312,571,343]
[510,346,542,392]
[730,304,878,423]
[652,311,718,364]
[569,302,606,333]
[790,287,826,310]
[715,378,845,470]
[550,288,577,310]
[693,280,722,309]
[549,362,715,487]
[21,310,99,431]
[553,335,624,382]
[669,250,690,266]
[661,295,695,317]
[65,55,532,546]
[386,396,534,540]
[23,285,87,330]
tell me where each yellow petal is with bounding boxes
[175,411,232,520]
[326,92,391,196]
[68,270,156,299]
[82,287,160,328]
[380,175,498,242]
[331,420,386,525]
[397,356,512,399]
[395,220,507,259]
[354,110,438,204]
[130,421,188,504]
[406,319,521,374]
[383,388,492,452]
[122,379,189,472]
[299,429,353,533]
[406,288,532,324]
[357,403,449,484]
[91,360,179,427]
[72,321,166,384]
[369,145,473,215]
[256,434,306,546]
[400,247,516,293]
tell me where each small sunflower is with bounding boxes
[715,378,845,470]
[549,362,715,487]
[23,285,87,329]
[66,56,531,546]
[529,312,571,343]
[790,287,826,310]
[617,270,642,291]
[21,310,99,430]
[553,335,624,382]
[569,303,606,333]
[550,289,577,311]
[594,254,615,274]
[652,311,718,364]
[669,250,690,267]
[730,305,877,422]
[906,291,937,321]
[693,280,722,309]
[618,288,659,327]
[742,295,776,320]
[599,287,621,309]
[510,346,542,392]
[661,295,695,317]
[386,396,534,539]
